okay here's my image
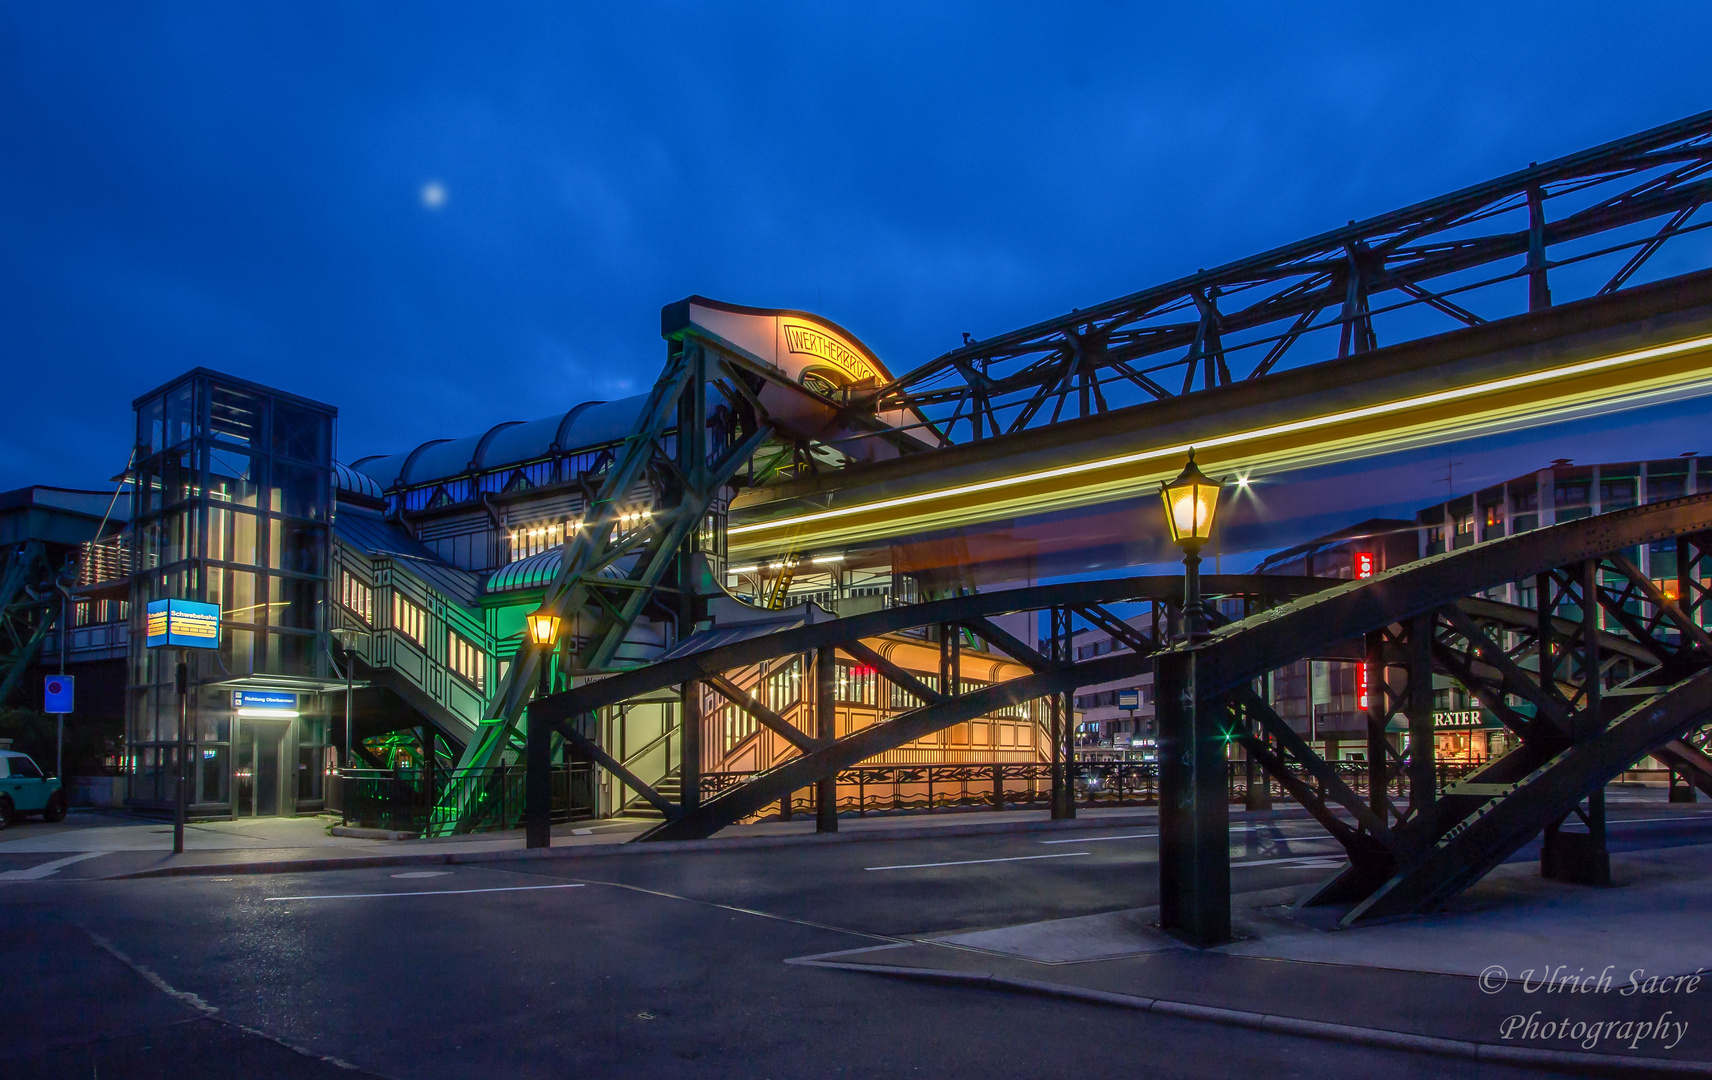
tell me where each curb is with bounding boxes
[102,807,1315,880]
[789,958,1712,1079]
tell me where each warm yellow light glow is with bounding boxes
[727,331,1712,542]
[1161,453,1221,547]
[527,609,561,646]
[811,554,845,564]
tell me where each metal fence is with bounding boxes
[333,763,596,835]
[704,759,1485,820]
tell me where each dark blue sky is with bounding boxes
[3,3,1709,493]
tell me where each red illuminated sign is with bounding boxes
[1355,553,1375,708]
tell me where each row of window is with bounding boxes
[510,520,580,561]
[338,568,374,625]
[447,631,485,687]
[393,593,428,645]
[73,599,129,626]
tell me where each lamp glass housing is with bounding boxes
[527,609,562,647]
[1161,454,1222,548]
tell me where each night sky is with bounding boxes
[4,4,1709,511]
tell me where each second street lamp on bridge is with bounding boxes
[1160,449,1223,639]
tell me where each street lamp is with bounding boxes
[334,627,359,772]
[1160,449,1223,640]
[527,608,561,651]
[525,605,560,850]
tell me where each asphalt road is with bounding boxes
[4,808,1709,1079]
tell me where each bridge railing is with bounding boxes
[705,759,1484,820]
[335,764,596,835]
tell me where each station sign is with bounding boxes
[233,690,298,716]
[1117,688,1140,710]
[145,599,222,649]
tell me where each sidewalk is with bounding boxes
[790,843,1712,1077]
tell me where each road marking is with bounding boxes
[1232,855,1349,868]
[1038,824,1330,845]
[0,851,108,881]
[1040,832,1157,844]
[865,852,1092,871]
[390,871,451,878]
[265,883,585,901]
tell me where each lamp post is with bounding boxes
[1160,449,1223,640]
[335,627,358,769]
[1156,449,1231,947]
[525,606,561,849]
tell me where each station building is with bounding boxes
[7,304,1046,822]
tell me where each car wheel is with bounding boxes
[0,795,13,829]
[42,790,67,823]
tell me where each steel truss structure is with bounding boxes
[530,573,1327,840]
[523,495,1712,946]
[435,333,775,832]
[1158,492,1712,945]
[0,541,62,705]
[855,111,1712,449]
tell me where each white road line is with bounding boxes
[1040,832,1157,844]
[0,851,108,881]
[1039,824,1329,846]
[1232,855,1349,868]
[865,852,1092,871]
[265,883,586,901]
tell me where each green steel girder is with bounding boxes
[433,335,773,834]
[0,541,60,706]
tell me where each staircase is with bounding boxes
[619,768,680,819]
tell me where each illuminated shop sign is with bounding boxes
[1433,709,1500,730]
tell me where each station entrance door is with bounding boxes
[235,720,289,817]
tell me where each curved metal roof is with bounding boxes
[352,394,650,491]
[332,461,384,501]
[485,549,561,594]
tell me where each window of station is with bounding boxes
[761,658,801,714]
[393,594,429,645]
[835,661,878,705]
[889,671,939,710]
[508,520,579,562]
[448,630,486,688]
[717,701,757,754]
[338,568,373,624]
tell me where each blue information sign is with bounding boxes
[44,675,74,714]
[232,690,298,714]
[1118,688,1140,710]
[145,599,222,649]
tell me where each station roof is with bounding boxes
[333,504,484,609]
[350,395,648,491]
